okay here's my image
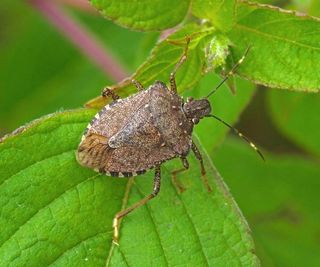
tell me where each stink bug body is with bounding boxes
[77,38,263,242]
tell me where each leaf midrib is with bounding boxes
[134,184,170,266]
[166,166,211,267]
[195,135,259,265]
[234,23,320,51]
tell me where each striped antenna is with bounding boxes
[206,114,265,161]
[206,46,251,98]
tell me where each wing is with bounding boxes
[77,90,150,171]
[108,102,162,149]
[86,90,150,139]
[77,132,111,171]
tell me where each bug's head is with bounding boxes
[183,97,211,124]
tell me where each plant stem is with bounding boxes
[29,0,129,82]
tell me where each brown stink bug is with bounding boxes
[76,38,264,243]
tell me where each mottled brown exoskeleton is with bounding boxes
[77,38,263,243]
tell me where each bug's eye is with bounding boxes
[192,118,199,124]
[187,97,193,102]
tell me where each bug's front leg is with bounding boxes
[191,142,205,175]
[102,87,120,102]
[131,79,145,91]
[170,37,190,93]
[113,165,161,244]
[191,141,212,192]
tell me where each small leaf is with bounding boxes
[227,1,320,92]
[89,0,191,31]
[203,33,232,73]
[191,0,236,32]
[0,110,259,266]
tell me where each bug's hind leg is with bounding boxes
[132,79,145,91]
[113,165,161,244]
[102,87,120,102]
[171,157,189,193]
[191,141,212,192]
[170,37,190,93]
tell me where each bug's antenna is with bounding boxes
[206,114,265,161]
[206,46,251,99]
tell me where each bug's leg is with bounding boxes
[132,79,145,91]
[102,87,120,102]
[191,141,212,192]
[171,157,189,193]
[191,142,205,175]
[170,37,190,93]
[113,165,161,243]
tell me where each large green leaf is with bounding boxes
[267,90,320,157]
[89,0,191,31]
[214,138,320,267]
[228,1,320,92]
[191,0,236,32]
[0,109,259,266]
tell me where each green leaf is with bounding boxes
[86,23,223,108]
[89,0,191,31]
[0,110,259,266]
[214,137,320,267]
[267,90,320,158]
[227,1,320,92]
[130,24,216,91]
[191,0,236,32]
[310,0,320,16]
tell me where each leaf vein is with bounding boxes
[235,24,320,51]
[0,148,76,188]
[134,184,170,266]
[48,231,108,266]
[166,167,210,267]
[117,246,130,267]
[0,173,99,248]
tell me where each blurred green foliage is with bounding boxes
[0,0,153,134]
[1,0,320,266]
[214,138,320,267]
